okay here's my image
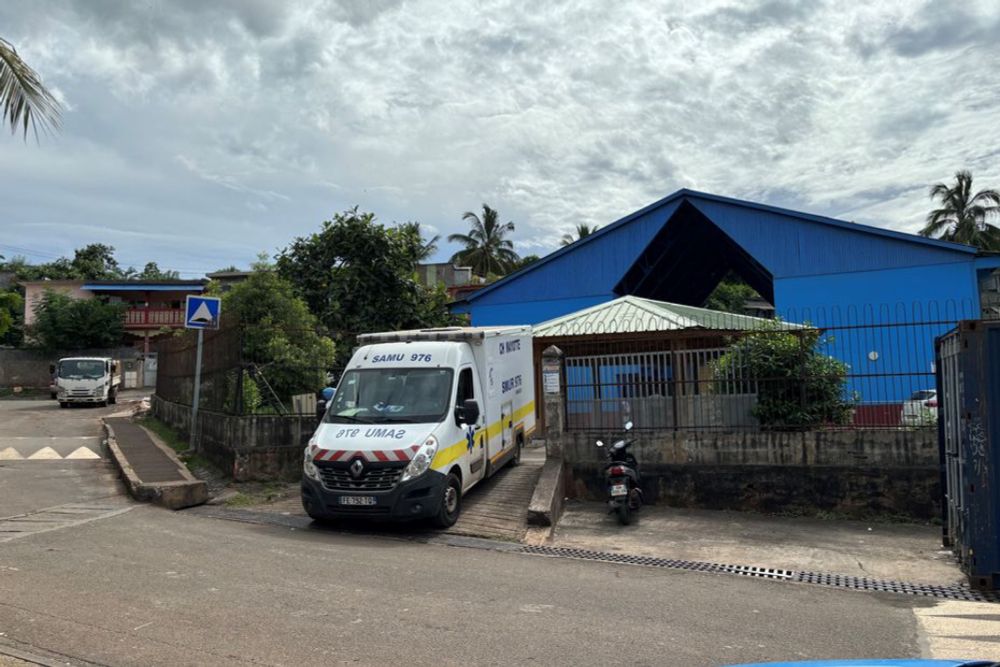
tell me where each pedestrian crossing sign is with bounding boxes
[185,295,221,330]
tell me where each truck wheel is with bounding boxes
[109,389,117,405]
[433,473,462,528]
[59,402,67,409]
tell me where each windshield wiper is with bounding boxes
[328,414,370,424]
[375,417,417,423]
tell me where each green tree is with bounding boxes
[703,273,759,314]
[29,291,125,350]
[560,223,599,246]
[0,289,23,344]
[712,322,853,429]
[276,208,455,366]
[221,262,336,410]
[70,243,120,280]
[448,204,520,276]
[136,262,180,280]
[920,170,1000,249]
[0,37,62,139]
[397,222,440,261]
[512,254,540,271]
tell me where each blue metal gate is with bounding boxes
[936,320,1000,590]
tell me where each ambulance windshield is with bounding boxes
[326,368,454,424]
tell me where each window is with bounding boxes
[456,368,474,402]
[324,368,454,424]
[455,368,474,425]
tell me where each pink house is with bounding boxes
[21,279,207,354]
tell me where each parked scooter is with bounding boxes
[596,420,643,525]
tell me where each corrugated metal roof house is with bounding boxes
[530,296,805,431]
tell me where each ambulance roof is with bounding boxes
[358,326,530,344]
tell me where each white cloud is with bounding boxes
[0,0,998,271]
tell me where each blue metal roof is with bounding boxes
[457,189,975,306]
[83,282,205,292]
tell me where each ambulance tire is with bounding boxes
[433,472,462,528]
[510,438,523,467]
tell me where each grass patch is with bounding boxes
[224,482,292,507]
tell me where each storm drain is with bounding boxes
[518,544,999,603]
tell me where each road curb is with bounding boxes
[103,420,208,510]
[526,457,565,528]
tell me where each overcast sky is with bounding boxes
[1,0,998,277]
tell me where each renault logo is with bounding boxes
[349,459,365,479]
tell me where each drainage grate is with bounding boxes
[518,544,999,603]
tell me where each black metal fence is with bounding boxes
[558,301,987,432]
[155,323,339,416]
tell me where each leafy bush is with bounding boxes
[219,266,336,409]
[713,323,853,429]
[29,290,125,350]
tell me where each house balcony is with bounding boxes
[124,307,185,329]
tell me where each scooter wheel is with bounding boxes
[616,503,631,525]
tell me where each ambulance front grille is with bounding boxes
[319,466,403,492]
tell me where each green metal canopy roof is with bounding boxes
[533,296,796,337]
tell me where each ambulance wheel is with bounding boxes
[59,402,68,409]
[510,439,523,467]
[433,473,462,528]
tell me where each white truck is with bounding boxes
[52,357,121,408]
[302,326,535,527]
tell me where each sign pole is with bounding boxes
[190,328,204,451]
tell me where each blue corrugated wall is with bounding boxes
[454,191,987,403]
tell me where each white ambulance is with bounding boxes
[301,326,535,527]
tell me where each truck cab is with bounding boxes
[301,326,534,527]
[53,357,121,408]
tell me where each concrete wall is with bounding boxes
[21,281,93,327]
[152,395,316,482]
[562,428,941,519]
[0,347,140,388]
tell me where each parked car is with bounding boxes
[901,389,938,426]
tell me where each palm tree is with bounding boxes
[448,204,520,276]
[0,37,62,139]
[560,223,600,246]
[398,222,440,262]
[920,170,1000,249]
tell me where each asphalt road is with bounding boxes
[0,398,123,518]
[0,505,925,667]
[0,398,957,666]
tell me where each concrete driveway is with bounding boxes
[551,501,963,585]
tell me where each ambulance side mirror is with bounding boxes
[456,398,480,426]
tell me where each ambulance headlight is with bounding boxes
[303,442,321,481]
[401,436,438,482]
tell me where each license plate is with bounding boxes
[338,496,377,506]
[610,484,628,497]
